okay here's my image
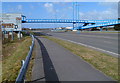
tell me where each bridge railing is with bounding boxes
[22,18,120,24]
[81,20,120,29]
[15,34,35,83]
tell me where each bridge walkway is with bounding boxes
[31,36,114,82]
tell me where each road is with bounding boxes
[43,31,119,57]
[32,36,115,82]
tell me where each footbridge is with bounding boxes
[81,20,120,29]
[22,15,120,29]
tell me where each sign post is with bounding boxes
[11,29,14,41]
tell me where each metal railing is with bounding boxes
[15,34,35,83]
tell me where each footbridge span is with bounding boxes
[22,15,120,30]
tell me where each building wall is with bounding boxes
[2,13,22,31]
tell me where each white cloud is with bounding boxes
[44,3,54,13]
[104,0,119,2]
[79,8,118,20]
[78,12,83,16]
[68,6,73,9]
[17,5,22,10]
[98,2,118,8]
[30,5,34,10]
[56,9,59,13]
[44,3,53,7]
[78,2,118,20]
[53,2,60,4]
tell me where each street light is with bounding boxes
[75,3,85,20]
[73,2,86,32]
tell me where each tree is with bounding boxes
[114,24,120,31]
[114,25,120,31]
[114,18,120,31]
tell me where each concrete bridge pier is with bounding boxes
[100,26,103,31]
[73,22,76,29]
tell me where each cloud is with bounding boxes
[104,0,119,2]
[68,6,73,9]
[44,3,54,13]
[56,9,59,13]
[79,12,84,16]
[30,5,34,10]
[79,8,118,20]
[53,2,60,4]
[44,3,53,7]
[62,0,74,2]
[98,2,118,9]
[78,2,118,20]
[17,5,22,10]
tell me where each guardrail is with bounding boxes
[15,34,35,83]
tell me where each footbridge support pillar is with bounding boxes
[100,27,103,31]
[73,22,76,29]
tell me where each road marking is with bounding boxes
[54,37,119,57]
[58,33,118,40]
[78,35,117,39]
[103,41,112,44]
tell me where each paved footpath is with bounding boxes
[31,36,115,82]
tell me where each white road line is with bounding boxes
[59,33,118,40]
[54,37,119,56]
[103,41,112,44]
[79,35,117,39]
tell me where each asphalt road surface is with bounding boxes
[32,36,115,82]
[44,31,119,57]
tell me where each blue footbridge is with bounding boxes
[22,15,120,30]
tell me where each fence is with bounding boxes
[15,34,35,83]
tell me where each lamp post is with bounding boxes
[76,3,86,33]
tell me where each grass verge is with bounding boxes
[2,36,32,82]
[43,36,118,81]
[25,44,36,81]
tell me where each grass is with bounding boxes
[25,44,36,81]
[2,36,32,82]
[43,36,118,81]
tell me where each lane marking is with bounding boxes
[53,37,119,57]
[52,32,118,40]
[62,33,118,40]
[78,35,118,39]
